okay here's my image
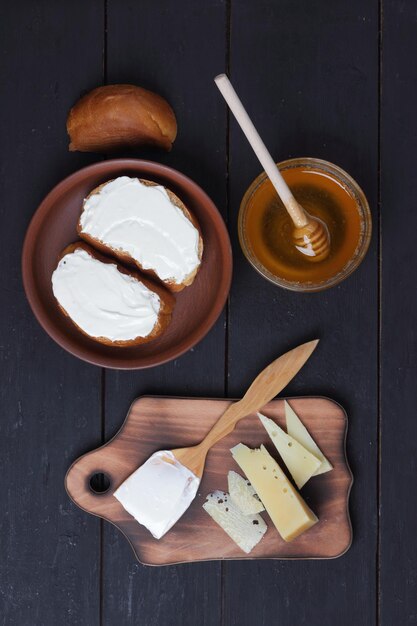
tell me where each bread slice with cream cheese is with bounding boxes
[51,242,174,346]
[77,176,203,292]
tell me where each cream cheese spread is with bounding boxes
[113,450,200,539]
[51,248,161,341]
[79,176,201,285]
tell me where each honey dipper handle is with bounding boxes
[214,73,308,229]
[199,340,319,453]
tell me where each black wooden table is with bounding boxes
[1,1,415,625]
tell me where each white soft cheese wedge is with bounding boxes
[203,490,267,554]
[228,471,265,515]
[231,444,318,542]
[114,451,200,539]
[285,401,333,476]
[51,248,161,342]
[257,412,321,489]
[79,176,201,285]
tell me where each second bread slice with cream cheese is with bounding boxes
[51,242,175,346]
[78,176,203,291]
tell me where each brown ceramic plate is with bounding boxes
[22,160,232,369]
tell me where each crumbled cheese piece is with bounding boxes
[228,471,265,514]
[202,490,267,554]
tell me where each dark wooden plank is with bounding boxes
[0,2,104,624]
[224,1,378,625]
[102,1,227,623]
[380,2,417,624]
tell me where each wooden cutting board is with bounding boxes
[65,396,352,566]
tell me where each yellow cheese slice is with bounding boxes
[231,443,318,542]
[257,412,321,489]
[285,401,333,476]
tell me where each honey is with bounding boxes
[239,159,370,290]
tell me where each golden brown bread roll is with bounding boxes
[67,84,177,152]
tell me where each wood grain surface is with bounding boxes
[66,396,352,565]
[102,1,228,622]
[2,1,416,625]
[0,2,104,625]
[380,3,417,624]
[225,1,379,625]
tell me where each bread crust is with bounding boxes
[55,242,175,347]
[67,84,177,153]
[77,178,204,292]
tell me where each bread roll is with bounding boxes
[67,84,177,152]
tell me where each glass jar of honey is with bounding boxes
[238,158,371,292]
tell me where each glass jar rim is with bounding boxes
[238,157,372,293]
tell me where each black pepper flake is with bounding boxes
[225,507,229,512]
[253,520,259,525]
[218,499,224,504]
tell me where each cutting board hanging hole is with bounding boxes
[89,472,111,495]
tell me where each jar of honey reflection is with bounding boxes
[238,158,372,292]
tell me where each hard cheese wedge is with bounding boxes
[285,401,333,476]
[257,412,321,489]
[228,470,265,515]
[202,490,267,554]
[231,444,318,542]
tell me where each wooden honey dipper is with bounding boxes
[215,74,330,262]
